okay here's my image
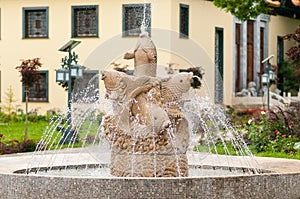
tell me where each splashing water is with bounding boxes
[24,1,260,176]
[140,0,149,34]
[25,74,260,177]
[186,92,260,174]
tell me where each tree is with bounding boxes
[213,0,271,21]
[279,25,300,95]
[2,85,18,115]
[16,58,42,141]
[282,25,300,65]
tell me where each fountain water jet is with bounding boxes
[21,29,262,178]
[1,7,299,198]
[0,30,299,198]
[102,32,194,177]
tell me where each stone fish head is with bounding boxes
[162,72,193,93]
[101,70,127,101]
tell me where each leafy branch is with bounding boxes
[213,0,271,21]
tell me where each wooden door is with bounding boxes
[247,21,254,85]
[235,23,241,92]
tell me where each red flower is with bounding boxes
[275,130,280,135]
[282,134,286,138]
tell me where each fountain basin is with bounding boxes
[0,151,299,199]
[15,164,259,177]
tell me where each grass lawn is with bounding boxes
[253,151,300,160]
[0,121,299,160]
[194,142,300,160]
[0,121,48,142]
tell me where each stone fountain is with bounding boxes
[101,31,192,177]
[0,29,299,199]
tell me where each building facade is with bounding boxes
[0,0,298,114]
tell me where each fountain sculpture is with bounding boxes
[0,1,298,195]
[101,31,192,177]
[0,29,299,198]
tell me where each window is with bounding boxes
[215,27,224,103]
[23,71,48,102]
[180,4,189,38]
[72,5,98,38]
[277,36,284,65]
[122,4,151,37]
[235,23,242,92]
[23,7,48,38]
[277,36,284,92]
[247,20,254,84]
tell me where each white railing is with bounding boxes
[232,91,294,110]
[269,92,291,107]
[283,92,300,104]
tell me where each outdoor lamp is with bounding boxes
[56,69,68,82]
[269,70,275,81]
[65,72,69,81]
[262,73,269,84]
[261,55,274,113]
[57,40,82,144]
[70,65,83,78]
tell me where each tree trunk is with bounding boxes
[24,89,29,142]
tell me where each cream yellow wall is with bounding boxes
[168,0,234,104]
[268,15,299,65]
[0,0,103,115]
[0,0,298,115]
[0,0,174,114]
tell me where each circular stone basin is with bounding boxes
[14,164,262,178]
[0,152,300,199]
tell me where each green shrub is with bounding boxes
[269,131,299,154]
[0,112,10,123]
[28,114,38,122]
[0,134,36,154]
[245,112,271,152]
[243,108,300,155]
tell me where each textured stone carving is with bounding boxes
[101,32,193,177]
[124,32,157,77]
[161,72,193,118]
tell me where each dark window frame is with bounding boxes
[215,27,224,103]
[246,20,254,84]
[277,36,284,65]
[71,5,99,38]
[22,7,49,39]
[122,3,151,37]
[235,23,242,92]
[22,70,49,102]
[179,4,189,38]
[277,36,284,92]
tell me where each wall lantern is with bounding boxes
[261,73,269,85]
[261,69,275,85]
[57,40,81,144]
[70,64,83,78]
[56,69,68,82]
[261,54,275,113]
[269,70,275,81]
